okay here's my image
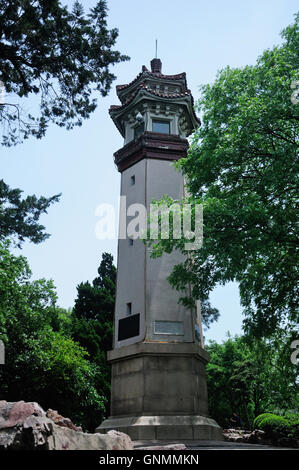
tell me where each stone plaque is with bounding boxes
[154,320,184,336]
[118,313,140,341]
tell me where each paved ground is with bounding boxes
[133,440,298,450]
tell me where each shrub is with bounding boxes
[255,414,289,443]
[259,415,289,432]
[254,412,299,447]
[253,413,274,429]
[283,412,299,424]
[288,421,299,440]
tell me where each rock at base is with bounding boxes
[0,400,133,450]
[46,408,83,432]
[223,428,272,445]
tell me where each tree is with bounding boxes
[73,252,116,325]
[0,179,60,247]
[206,331,298,429]
[147,14,299,337]
[0,240,106,430]
[201,299,220,328]
[72,252,116,420]
[0,0,129,146]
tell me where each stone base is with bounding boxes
[106,342,213,417]
[96,342,223,441]
[96,415,223,441]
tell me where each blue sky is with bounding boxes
[1,0,298,343]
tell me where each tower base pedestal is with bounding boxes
[97,414,223,441]
[96,342,223,441]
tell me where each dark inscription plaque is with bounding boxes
[118,313,140,341]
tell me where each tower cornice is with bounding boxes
[113,131,188,172]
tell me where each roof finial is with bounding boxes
[151,40,162,74]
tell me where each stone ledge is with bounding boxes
[96,415,223,441]
[107,341,210,364]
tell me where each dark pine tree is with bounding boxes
[72,252,116,424]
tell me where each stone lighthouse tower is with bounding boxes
[97,59,223,441]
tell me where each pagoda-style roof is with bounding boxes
[116,67,188,97]
[110,59,200,138]
[110,83,195,112]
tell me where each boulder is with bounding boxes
[0,400,45,429]
[46,426,134,450]
[246,429,271,445]
[106,430,134,450]
[223,428,246,442]
[0,401,133,450]
[0,401,52,450]
[223,428,272,445]
[46,408,82,432]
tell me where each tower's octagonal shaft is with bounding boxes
[97,59,223,442]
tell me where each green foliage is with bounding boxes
[258,415,289,441]
[206,335,252,428]
[254,413,299,446]
[146,14,299,338]
[283,411,299,424]
[0,0,129,146]
[255,411,299,441]
[254,413,298,444]
[288,421,299,440]
[253,412,274,428]
[206,333,298,429]
[0,179,60,247]
[0,240,106,430]
[200,299,220,328]
[74,253,116,324]
[71,252,116,424]
[258,414,289,429]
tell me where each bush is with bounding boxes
[288,421,299,440]
[253,413,274,429]
[283,412,299,424]
[259,415,289,434]
[254,413,295,444]
[254,412,299,447]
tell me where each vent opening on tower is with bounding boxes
[126,302,132,315]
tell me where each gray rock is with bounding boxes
[106,430,134,450]
[46,408,82,432]
[47,425,134,450]
[223,428,272,445]
[0,400,133,450]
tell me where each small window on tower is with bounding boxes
[126,302,132,316]
[129,238,134,246]
[152,120,170,134]
[130,175,135,185]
